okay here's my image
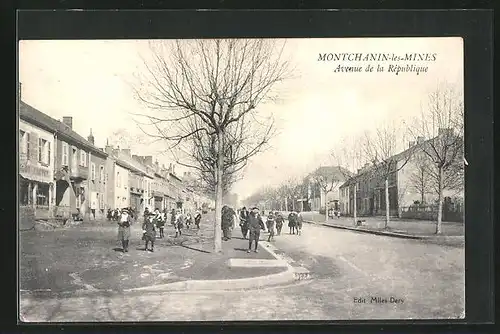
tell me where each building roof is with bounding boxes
[309,165,352,182]
[19,101,107,157]
[108,149,154,178]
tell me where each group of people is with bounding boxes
[107,207,136,221]
[115,207,203,253]
[236,207,304,253]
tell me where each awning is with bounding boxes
[153,191,164,197]
[19,165,52,184]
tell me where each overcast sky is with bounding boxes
[19,37,463,200]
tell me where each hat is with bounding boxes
[251,207,259,211]
[121,208,129,213]
[147,212,156,217]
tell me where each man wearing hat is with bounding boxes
[117,208,132,252]
[247,207,265,253]
[142,211,156,252]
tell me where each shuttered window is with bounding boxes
[62,143,69,166]
[91,163,96,180]
[30,133,39,162]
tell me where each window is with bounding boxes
[116,171,120,187]
[71,147,77,170]
[100,165,104,182]
[38,138,51,165]
[91,163,96,181]
[80,150,87,167]
[62,143,69,166]
[36,183,49,207]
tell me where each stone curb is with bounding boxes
[124,241,296,293]
[304,220,464,241]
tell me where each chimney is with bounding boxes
[121,149,131,157]
[417,136,425,144]
[62,116,73,129]
[169,163,173,173]
[144,156,153,166]
[87,128,95,145]
[409,141,415,148]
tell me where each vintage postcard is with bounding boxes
[18,37,465,322]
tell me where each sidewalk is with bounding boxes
[20,218,288,297]
[299,211,464,237]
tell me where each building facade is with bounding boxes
[86,130,108,219]
[20,102,109,221]
[19,115,55,220]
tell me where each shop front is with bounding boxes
[19,159,53,220]
[153,191,164,211]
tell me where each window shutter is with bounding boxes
[47,142,51,165]
[30,133,39,162]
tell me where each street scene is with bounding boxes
[18,38,464,322]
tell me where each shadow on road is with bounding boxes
[234,248,249,252]
[112,248,123,252]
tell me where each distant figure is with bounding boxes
[155,208,165,238]
[174,210,184,238]
[296,211,303,236]
[288,212,297,234]
[266,212,276,242]
[117,208,132,253]
[194,210,202,229]
[247,207,265,253]
[221,205,235,241]
[275,212,284,236]
[142,212,156,252]
[239,207,249,239]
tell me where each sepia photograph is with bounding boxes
[18,37,465,322]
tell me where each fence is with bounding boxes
[400,203,464,222]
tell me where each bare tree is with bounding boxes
[362,122,413,229]
[408,83,464,234]
[408,152,433,205]
[132,39,291,252]
[310,166,344,222]
[331,137,362,226]
[282,177,302,211]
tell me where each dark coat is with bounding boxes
[142,217,156,241]
[275,215,284,228]
[222,207,235,229]
[248,212,265,232]
[288,213,297,227]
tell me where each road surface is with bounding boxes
[20,223,464,321]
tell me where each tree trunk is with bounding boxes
[213,131,224,253]
[385,177,390,229]
[353,184,357,226]
[280,200,283,211]
[292,199,295,211]
[324,190,329,222]
[285,197,288,212]
[436,166,444,234]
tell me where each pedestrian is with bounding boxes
[174,210,184,238]
[186,212,193,229]
[142,212,156,252]
[247,207,265,253]
[155,208,165,238]
[288,212,297,234]
[239,206,249,239]
[170,208,176,227]
[267,212,276,242]
[194,210,202,229]
[117,208,132,253]
[296,211,303,236]
[221,205,235,241]
[275,212,284,236]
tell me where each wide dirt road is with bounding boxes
[20,223,464,322]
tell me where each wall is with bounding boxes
[88,152,108,219]
[19,120,55,184]
[115,163,129,209]
[105,158,116,209]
